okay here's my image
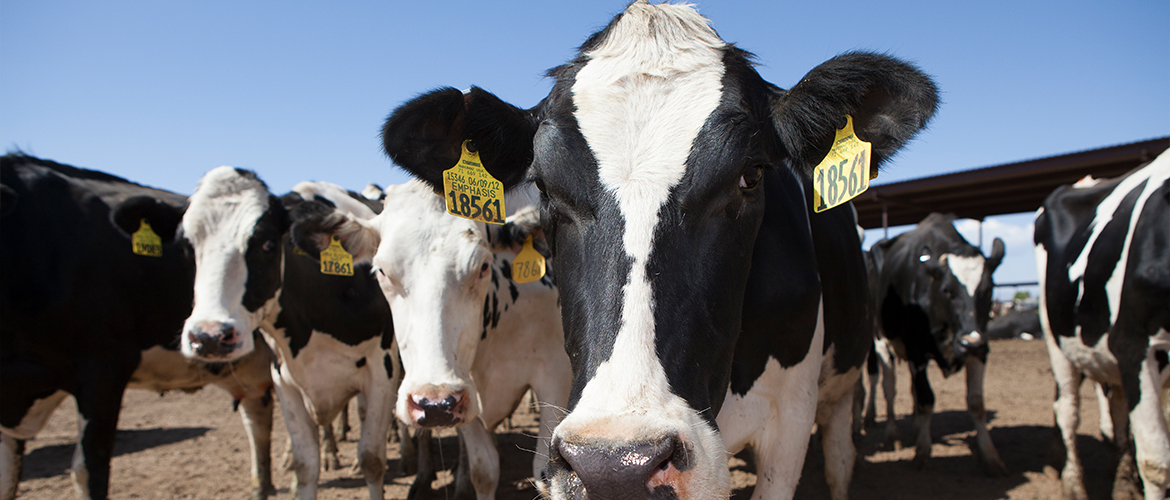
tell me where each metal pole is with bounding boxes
[882,204,889,239]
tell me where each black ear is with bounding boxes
[986,237,1005,272]
[494,205,549,257]
[771,52,939,176]
[382,86,538,191]
[111,196,186,242]
[289,200,380,263]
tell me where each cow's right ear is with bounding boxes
[111,196,185,242]
[381,86,538,192]
[495,205,549,257]
[288,200,380,264]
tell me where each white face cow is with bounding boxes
[180,167,281,361]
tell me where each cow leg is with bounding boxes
[908,360,934,470]
[531,376,570,481]
[1127,351,1170,500]
[863,348,880,429]
[1045,333,1088,500]
[271,374,320,500]
[454,419,499,500]
[72,359,136,500]
[965,355,1007,476]
[321,425,341,471]
[1097,382,1117,444]
[406,429,437,500]
[336,400,352,442]
[1102,387,1144,500]
[237,392,276,500]
[0,434,24,500]
[355,388,393,500]
[819,386,858,500]
[851,376,866,444]
[879,344,900,447]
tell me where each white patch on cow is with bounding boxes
[292,181,378,219]
[0,390,69,440]
[1067,154,1168,309]
[1073,175,1101,188]
[1103,155,1170,325]
[181,166,273,360]
[944,253,985,298]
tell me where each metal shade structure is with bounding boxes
[853,136,1170,230]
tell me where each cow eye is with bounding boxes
[739,165,764,190]
[262,240,276,252]
[479,262,490,278]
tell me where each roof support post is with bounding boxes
[882,203,889,239]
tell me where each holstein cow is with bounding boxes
[378,2,937,499]
[0,154,276,500]
[866,213,1006,475]
[290,180,572,500]
[177,167,399,500]
[1034,151,1170,500]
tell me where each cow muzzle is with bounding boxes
[955,331,988,359]
[185,322,245,360]
[544,434,691,500]
[407,389,469,428]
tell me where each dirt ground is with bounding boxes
[12,338,1127,499]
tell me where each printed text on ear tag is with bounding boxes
[442,140,506,225]
[812,115,872,213]
[320,235,354,276]
[511,236,545,284]
[132,219,163,257]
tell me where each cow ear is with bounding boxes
[986,237,1005,272]
[495,205,549,257]
[770,52,939,177]
[111,195,186,242]
[288,200,380,263]
[382,86,538,192]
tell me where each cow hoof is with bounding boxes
[323,454,341,471]
[1111,453,1142,500]
[252,483,277,500]
[912,449,929,470]
[1061,475,1089,500]
[982,458,1008,477]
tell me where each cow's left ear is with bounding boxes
[111,195,186,242]
[288,200,380,264]
[770,52,940,177]
[986,237,1005,273]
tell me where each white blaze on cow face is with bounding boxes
[944,253,985,298]
[180,167,272,361]
[551,3,731,498]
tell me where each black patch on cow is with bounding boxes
[242,195,287,312]
[491,267,499,289]
[312,195,336,208]
[384,353,395,380]
[500,259,512,281]
[355,357,367,368]
[509,282,519,303]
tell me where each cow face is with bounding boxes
[179,167,284,362]
[381,3,937,498]
[290,180,541,429]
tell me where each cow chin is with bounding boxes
[541,402,730,500]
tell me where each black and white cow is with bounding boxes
[176,167,399,500]
[377,2,937,499]
[866,213,1006,475]
[290,180,572,500]
[1034,151,1170,500]
[0,154,276,500]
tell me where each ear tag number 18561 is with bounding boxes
[131,219,163,257]
[443,140,506,225]
[812,115,873,213]
[320,235,354,276]
[511,236,545,284]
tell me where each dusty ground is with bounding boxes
[11,338,1128,499]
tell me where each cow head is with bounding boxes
[381,3,937,498]
[290,180,545,429]
[178,167,285,362]
[875,213,1004,372]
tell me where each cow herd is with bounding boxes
[1,2,1167,500]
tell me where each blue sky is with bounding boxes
[3,1,1167,299]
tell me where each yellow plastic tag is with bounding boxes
[131,219,163,257]
[812,115,872,213]
[511,236,546,284]
[442,140,506,225]
[320,235,354,276]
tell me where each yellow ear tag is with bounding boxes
[511,236,546,284]
[442,140,506,225]
[319,235,354,276]
[131,219,163,257]
[812,115,873,213]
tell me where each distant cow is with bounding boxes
[378,2,937,499]
[1034,151,1169,500]
[0,155,276,500]
[176,167,399,500]
[291,180,572,500]
[866,213,1006,475]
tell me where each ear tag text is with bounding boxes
[812,115,872,213]
[131,219,163,257]
[442,140,506,225]
[511,236,546,284]
[320,235,354,276]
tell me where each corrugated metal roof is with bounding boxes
[853,136,1169,229]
